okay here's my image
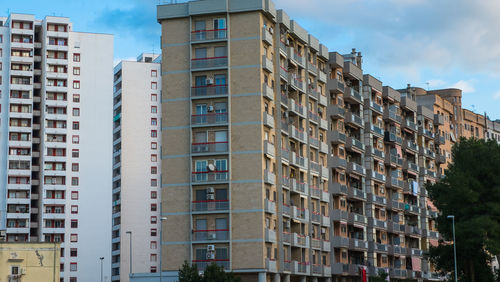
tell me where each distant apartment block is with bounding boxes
[112,53,162,282]
[0,14,113,282]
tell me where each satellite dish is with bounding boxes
[207,164,216,172]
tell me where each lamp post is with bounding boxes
[126,231,133,275]
[159,217,167,282]
[447,215,458,282]
[100,257,104,282]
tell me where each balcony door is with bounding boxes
[195,160,208,181]
[194,20,206,40]
[214,102,227,123]
[195,104,207,124]
[214,131,227,152]
[213,18,226,39]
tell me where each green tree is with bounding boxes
[370,269,389,282]
[427,138,500,282]
[178,261,242,282]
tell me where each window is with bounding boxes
[72,135,79,144]
[151,70,157,77]
[150,241,157,249]
[72,122,79,130]
[70,262,77,271]
[150,228,157,236]
[70,234,78,242]
[151,94,157,101]
[151,82,157,90]
[151,167,157,174]
[151,179,157,187]
[151,106,157,113]
[72,149,79,158]
[71,205,78,214]
[151,216,157,224]
[151,204,157,211]
[73,81,80,89]
[71,219,78,228]
[71,177,79,186]
[150,266,157,273]
[72,108,80,116]
[73,67,80,75]
[151,191,157,199]
[151,118,157,126]
[70,278,77,282]
[150,254,157,262]
[71,191,79,200]
[73,94,80,103]
[73,53,80,62]
[70,248,78,257]
[11,266,19,275]
[151,130,157,137]
[151,142,157,149]
[71,163,79,172]
[151,155,157,162]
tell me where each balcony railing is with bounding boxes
[191,56,228,70]
[279,66,288,80]
[191,29,227,42]
[193,229,229,241]
[193,260,229,271]
[191,113,228,125]
[192,200,229,212]
[191,84,228,97]
[191,141,228,154]
[191,171,229,183]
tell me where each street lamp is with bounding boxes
[126,231,133,275]
[100,257,104,282]
[447,215,458,282]
[159,217,167,282]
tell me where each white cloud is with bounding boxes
[493,91,500,100]
[426,79,447,88]
[449,80,475,93]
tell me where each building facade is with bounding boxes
[0,242,60,282]
[112,53,162,282]
[0,14,113,282]
[486,118,500,143]
[156,1,497,282]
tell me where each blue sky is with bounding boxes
[2,0,499,119]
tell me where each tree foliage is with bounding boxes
[370,269,389,282]
[427,138,500,282]
[178,261,242,282]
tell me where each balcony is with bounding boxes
[308,111,320,124]
[319,118,328,130]
[403,140,418,153]
[264,199,276,214]
[191,113,228,126]
[191,28,227,42]
[191,84,228,98]
[311,211,321,223]
[262,55,273,73]
[345,112,364,128]
[281,147,290,162]
[262,83,274,100]
[402,118,418,132]
[390,268,408,279]
[349,238,368,250]
[328,131,346,144]
[329,156,347,170]
[193,260,229,271]
[434,114,444,125]
[332,263,362,276]
[369,241,388,253]
[290,76,305,92]
[419,128,435,139]
[264,169,276,185]
[344,61,363,80]
[321,215,330,227]
[348,213,367,225]
[318,70,327,83]
[385,153,403,167]
[291,233,309,247]
[327,105,345,119]
[401,96,417,112]
[265,258,277,272]
[327,79,345,93]
[263,112,274,128]
[421,168,436,178]
[289,126,306,143]
[319,94,328,106]
[419,147,436,159]
[387,222,405,234]
[265,228,277,243]
[191,141,228,154]
[292,206,309,222]
[367,170,386,183]
[435,134,445,145]
[332,236,349,248]
[383,110,402,124]
[437,153,446,164]
[344,87,363,104]
[365,100,383,114]
[321,189,330,203]
[331,183,348,195]
[348,187,366,201]
[191,56,228,70]
[321,165,329,179]
[331,209,348,222]
[347,162,365,176]
[193,229,229,241]
[192,200,229,212]
[291,261,310,275]
[261,27,273,45]
[368,217,388,229]
[289,47,304,67]
[403,160,419,174]
[368,124,384,137]
[191,171,229,184]
[387,199,405,211]
[264,140,275,157]
[405,225,421,237]
[289,100,305,116]
[322,240,330,250]
[346,136,365,152]
[279,66,288,81]
[367,193,387,206]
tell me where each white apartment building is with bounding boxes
[486,118,500,144]
[0,14,113,282]
[112,53,162,282]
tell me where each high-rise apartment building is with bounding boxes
[155,1,497,282]
[486,118,500,143]
[0,14,113,282]
[112,53,162,282]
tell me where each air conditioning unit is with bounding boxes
[206,78,214,85]
[208,105,214,112]
[268,27,273,34]
[206,252,215,260]
[207,245,215,251]
[20,268,26,275]
[321,229,326,234]
[207,187,215,194]
[207,194,215,200]
[208,233,217,240]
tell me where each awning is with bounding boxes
[429,239,439,247]
[412,257,422,271]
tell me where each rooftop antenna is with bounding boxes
[426,82,430,91]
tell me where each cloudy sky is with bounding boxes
[3,0,499,119]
